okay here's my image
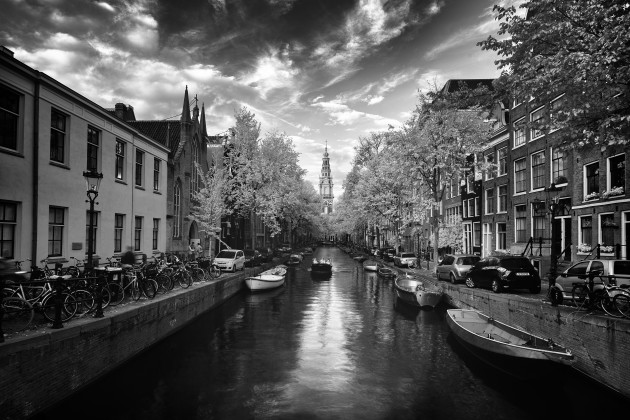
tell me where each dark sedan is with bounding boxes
[465,255,541,294]
[243,249,263,267]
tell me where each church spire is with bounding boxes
[319,142,334,214]
[181,85,191,124]
[201,102,208,137]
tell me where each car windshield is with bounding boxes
[500,258,532,270]
[458,257,480,265]
[216,250,236,258]
[401,253,415,258]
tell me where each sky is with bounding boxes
[0,0,518,197]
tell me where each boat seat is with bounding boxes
[482,325,527,345]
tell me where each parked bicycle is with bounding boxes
[571,269,630,318]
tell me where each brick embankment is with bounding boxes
[0,264,269,420]
[390,261,630,400]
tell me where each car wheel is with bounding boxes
[465,277,475,288]
[450,273,457,284]
[491,279,501,293]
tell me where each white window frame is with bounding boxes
[482,223,492,256]
[530,106,545,141]
[497,184,507,213]
[549,94,565,134]
[496,222,507,251]
[513,117,526,148]
[530,150,546,192]
[578,215,593,253]
[599,212,616,254]
[514,157,527,195]
[606,153,626,193]
[583,161,600,199]
[485,188,494,215]
[497,147,507,176]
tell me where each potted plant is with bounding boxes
[584,192,599,201]
[554,175,568,185]
[601,245,614,253]
[577,243,592,253]
[600,186,624,199]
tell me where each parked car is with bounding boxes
[553,259,630,304]
[382,248,396,262]
[436,254,481,284]
[465,255,541,293]
[213,249,245,272]
[243,249,262,267]
[257,247,274,263]
[394,252,417,268]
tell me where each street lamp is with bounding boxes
[83,170,103,271]
[532,183,569,293]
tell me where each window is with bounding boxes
[467,174,474,194]
[532,206,546,241]
[85,210,98,254]
[134,216,142,251]
[552,148,567,184]
[485,188,494,215]
[50,109,66,163]
[600,214,615,248]
[515,205,527,242]
[567,261,589,276]
[153,158,160,191]
[152,218,159,250]
[580,216,592,247]
[475,197,480,216]
[513,118,525,147]
[549,95,566,132]
[115,140,125,180]
[497,147,507,176]
[0,84,20,151]
[114,214,124,253]
[608,154,625,193]
[485,154,495,180]
[87,126,99,171]
[0,201,17,258]
[530,106,545,140]
[467,199,474,219]
[462,200,468,218]
[48,207,64,256]
[496,223,507,250]
[497,185,507,213]
[514,158,526,193]
[483,223,492,255]
[463,224,472,254]
[531,151,545,190]
[191,140,200,199]
[473,222,481,247]
[584,162,599,198]
[135,149,144,187]
[173,181,181,238]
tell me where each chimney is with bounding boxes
[115,103,125,119]
[0,46,14,57]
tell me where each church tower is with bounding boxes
[319,142,334,214]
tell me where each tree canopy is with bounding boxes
[478,0,630,146]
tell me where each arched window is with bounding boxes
[174,180,181,238]
[191,138,200,199]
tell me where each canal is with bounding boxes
[35,247,627,420]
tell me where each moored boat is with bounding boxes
[446,309,574,371]
[311,258,332,275]
[377,266,396,279]
[285,254,303,265]
[395,277,443,308]
[362,259,379,272]
[261,265,287,277]
[245,274,285,291]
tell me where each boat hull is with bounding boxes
[362,260,379,271]
[311,263,332,274]
[394,278,442,308]
[245,274,285,291]
[377,268,396,279]
[446,309,574,365]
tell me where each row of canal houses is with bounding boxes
[396,78,629,272]
[0,47,281,267]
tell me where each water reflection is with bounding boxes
[36,246,628,420]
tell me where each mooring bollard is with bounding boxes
[51,277,64,329]
[93,269,105,318]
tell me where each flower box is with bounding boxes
[584,192,599,201]
[600,245,614,253]
[577,243,592,253]
[600,187,624,199]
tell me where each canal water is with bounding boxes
[36,247,627,420]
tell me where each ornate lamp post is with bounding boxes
[532,183,569,294]
[83,170,103,271]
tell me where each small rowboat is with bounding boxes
[394,277,443,308]
[362,259,379,272]
[261,265,287,277]
[245,274,285,291]
[446,309,574,374]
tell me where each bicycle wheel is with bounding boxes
[141,279,157,299]
[571,284,589,309]
[72,289,95,316]
[192,267,205,283]
[613,293,630,318]
[155,274,172,294]
[98,285,111,310]
[211,266,221,279]
[176,272,191,289]
[42,292,77,322]
[2,296,34,332]
[599,293,623,318]
[106,282,124,306]
[131,281,141,301]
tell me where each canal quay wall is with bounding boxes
[0,266,266,420]
[431,278,630,400]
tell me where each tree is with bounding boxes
[391,82,493,264]
[190,163,230,255]
[478,0,630,146]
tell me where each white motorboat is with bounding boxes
[245,274,285,291]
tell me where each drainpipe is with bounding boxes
[31,74,41,265]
